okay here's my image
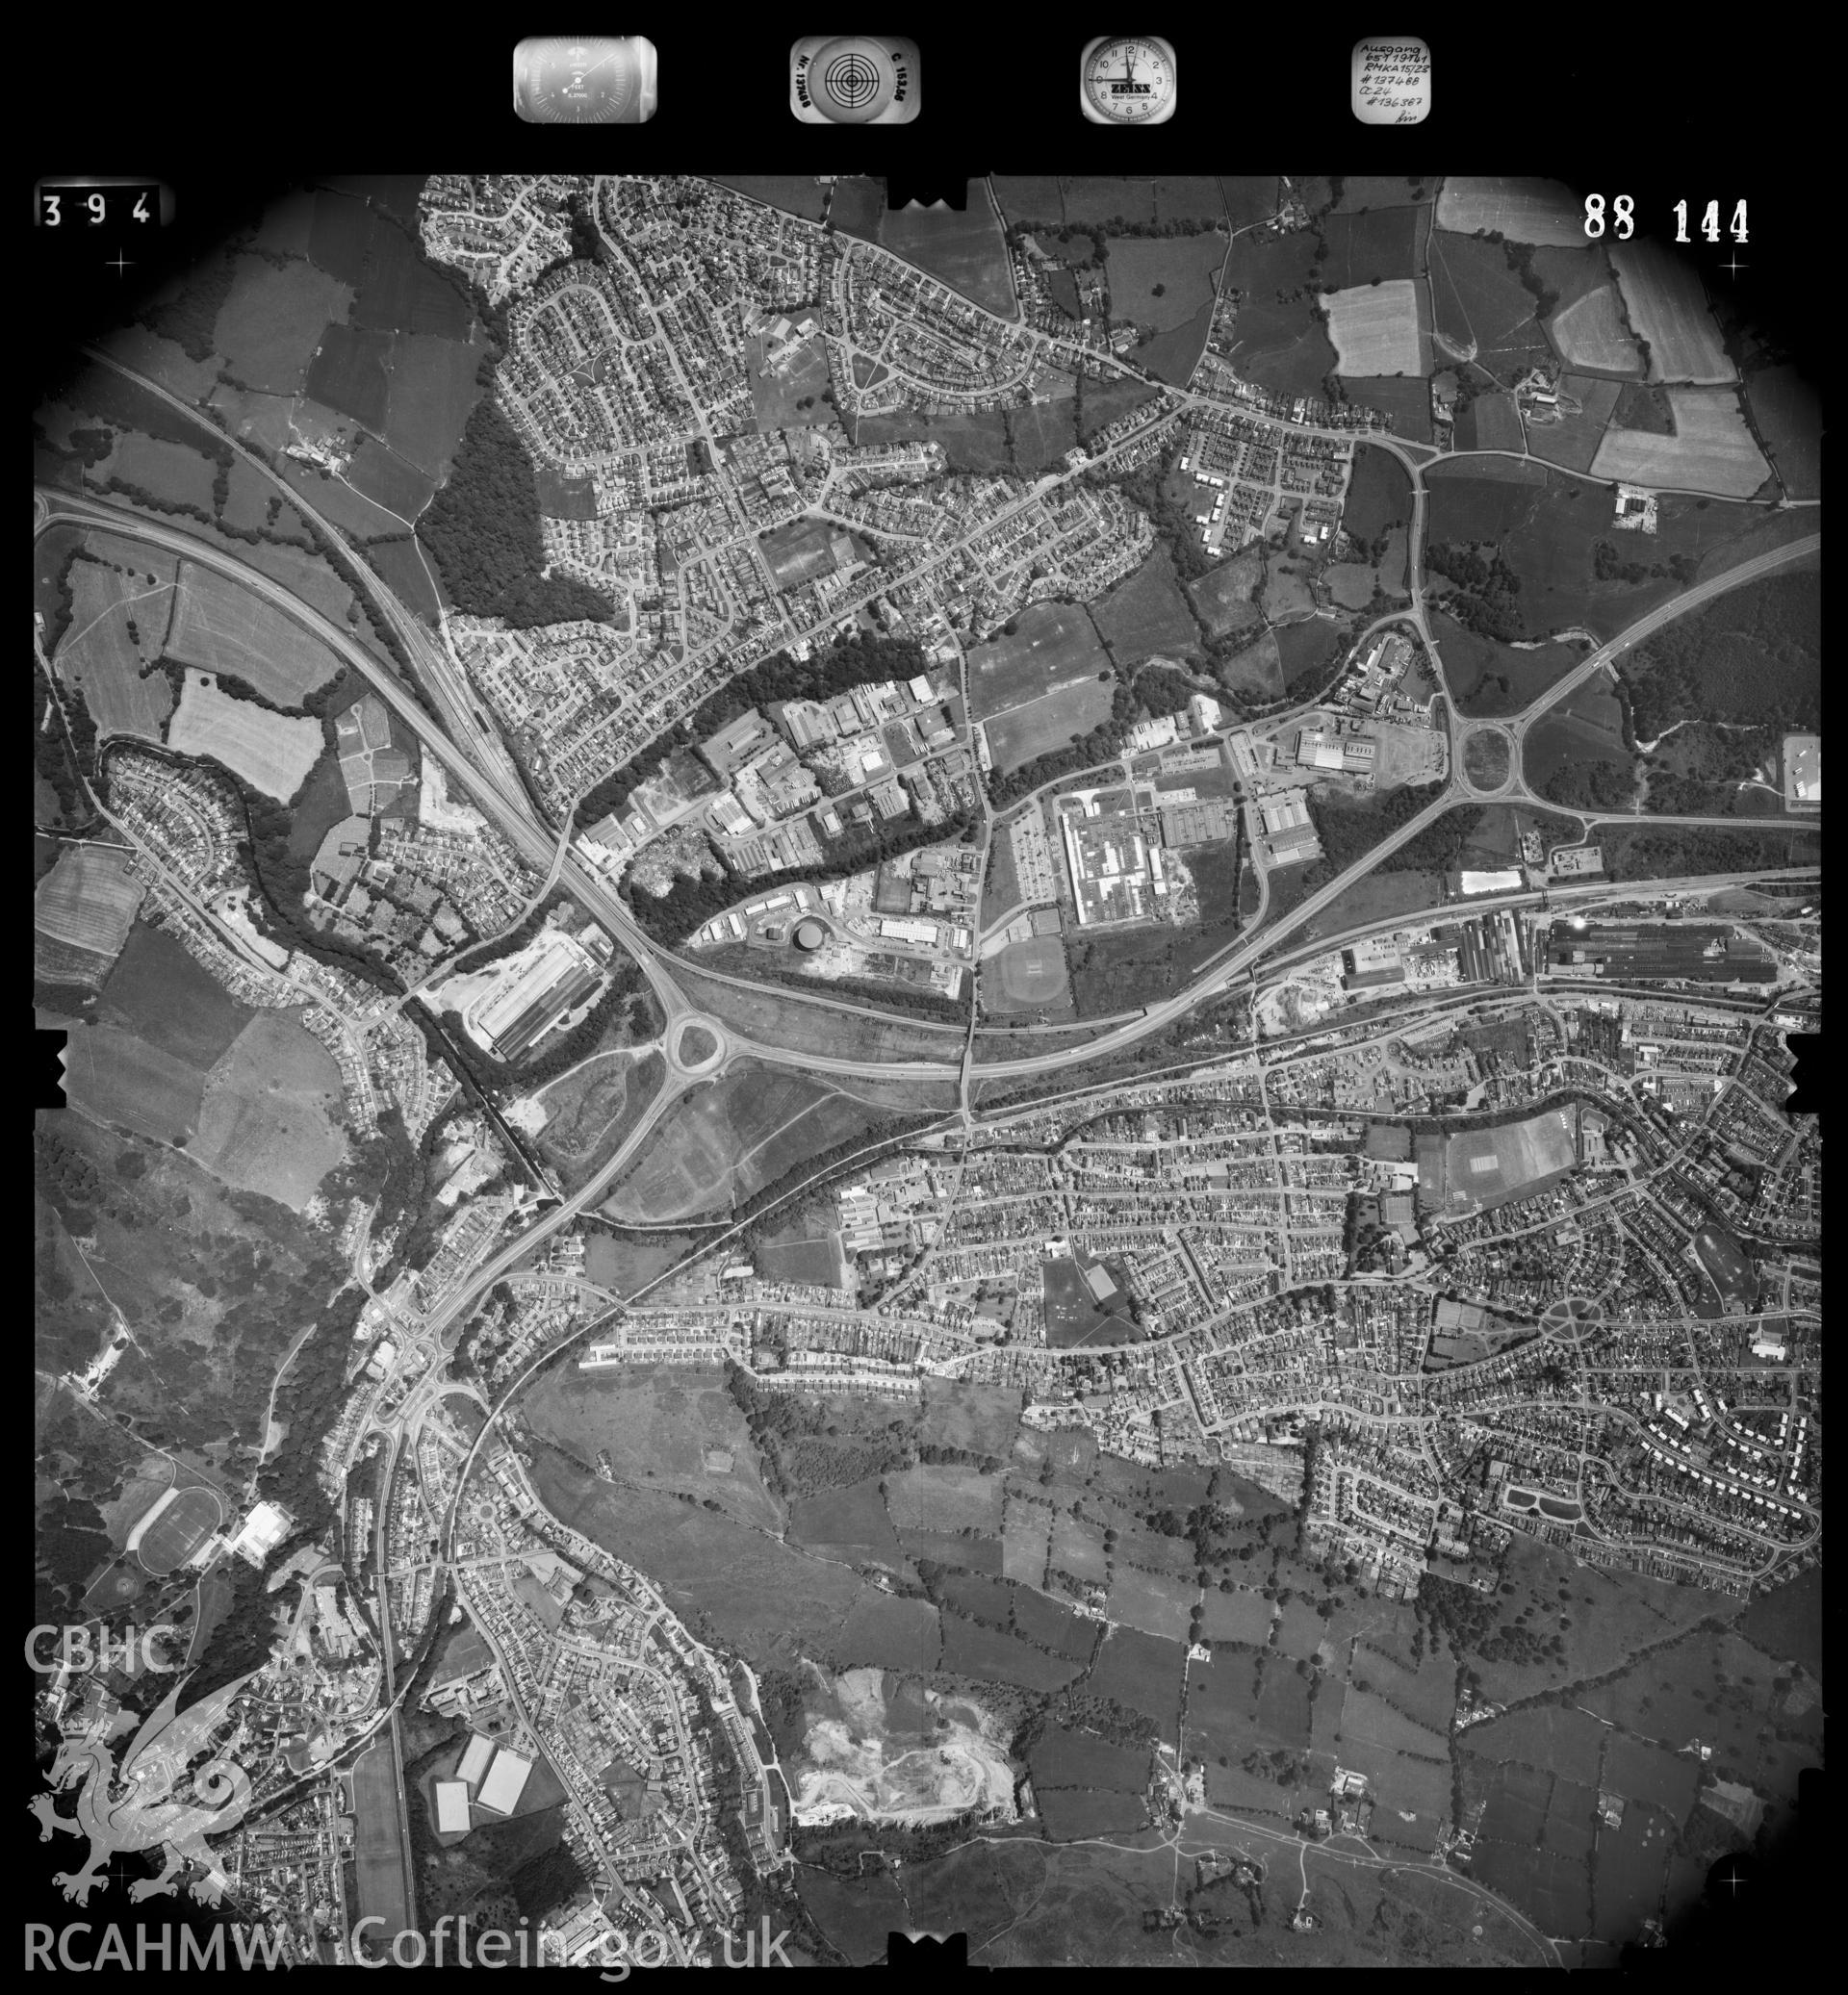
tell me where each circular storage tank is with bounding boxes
[793,918,826,953]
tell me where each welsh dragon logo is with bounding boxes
[31,1672,258,1905]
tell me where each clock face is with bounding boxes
[1081,37,1177,124]
[515,37,643,123]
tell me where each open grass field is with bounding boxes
[1276,615,1351,700]
[133,1485,222,1574]
[1105,1567,1192,1641]
[1461,728,1512,786]
[107,433,218,512]
[751,331,834,433]
[1106,235,1226,332]
[54,559,173,744]
[1525,373,1623,473]
[192,1011,346,1210]
[941,1614,1085,1692]
[1547,283,1645,375]
[985,935,1071,1014]
[879,192,1015,317]
[856,406,1010,474]
[1344,444,1412,542]
[1219,175,1280,226]
[983,678,1116,774]
[1590,388,1769,498]
[1524,675,1632,799]
[1435,178,1584,245]
[166,561,341,703]
[1092,546,1201,664]
[36,846,145,987]
[212,257,354,395]
[603,1061,879,1222]
[1347,374,1432,441]
[167,673,323,798]
[1187,545,1265,639]
[669,963,965,1066]
[886,1463,1005,1534]
[307,192,372,284]
[1007,396,1083,472]
[1741,364,1821,499]
[1141,310,1215,386]
[348,436,437,522]
[583,1226,703,1297]
[100,922,255,1068]
[218,458,274,533]
[834,1592,941,1671]
[385,331,488,478]
[366,533,444,621]
[305,323,393,433]
[966,601,1111,720]
[525,1361,783,1534]
[1052,177,1158,227]
[1075,374,1165,445]
[1226,294,1338,400]
[1610,239,1733,384]
[530,1441,867,1668]
[1426,234,1553,379]
[1317,207,1424,288]
[64,1022,206,1143]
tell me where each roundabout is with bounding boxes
[669,1015,726,1076]
[1458,726,1514,795]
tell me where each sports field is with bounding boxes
[167,674,323,798]
[1323,281,1427,377]
[1423,1107,1578,1215]
[966,602,1110,720]
[1589,389,1769,498]
[1434,177,1585,245]
[166,563,341,703]
[985,935,1071,1014]
[983,678,1115,774]
[133,1484,222,1573]
[1610,239,1733,384]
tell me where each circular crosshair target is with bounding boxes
[808,36,899,121]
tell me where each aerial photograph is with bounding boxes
[33,170,1820,1971]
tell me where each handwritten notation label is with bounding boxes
[1351,38,1431,124]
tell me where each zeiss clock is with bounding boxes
[1080,37,1177,124]
[513,37,657,123]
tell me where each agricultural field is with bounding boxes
[983,678,1116,775]
[708,176,829,221]
[1426,234,1553,379]
[1525,374,1624,473]
[1741,364,1822,499]
[98,921,256,1068]
[525,1361,783,1535]
[1103,1567,1192,1641]
[878,193,1015,317]
[165,562,342,703]
[1546,283,1645,374]
[346,437,437,521]
[1590,388,1770,498]
[1084,1626,1186,1727]
[1091,548,1201,664]
[36,846,146,989]
[603,1061,881,1223]
[212,257,355,395]
[53,558,174,744]
[1317,207,1424,289]
[1345,374,1432,442]
[1186,544,1265,639]
[834,1592,941,1671]
[189,1011,346,1210]
[940,1614,1085,1692]
[1455,392,1523,451]
[966,601,1111,720]
[351,218,475,341]
[1610,238,1733,383]
[789,1476,901,1562]
[1048,178,1158,228]
[305,323,394,432]
[886,1463,1005,1535]
[1434,177,1585,245]
[166,673,323,799]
